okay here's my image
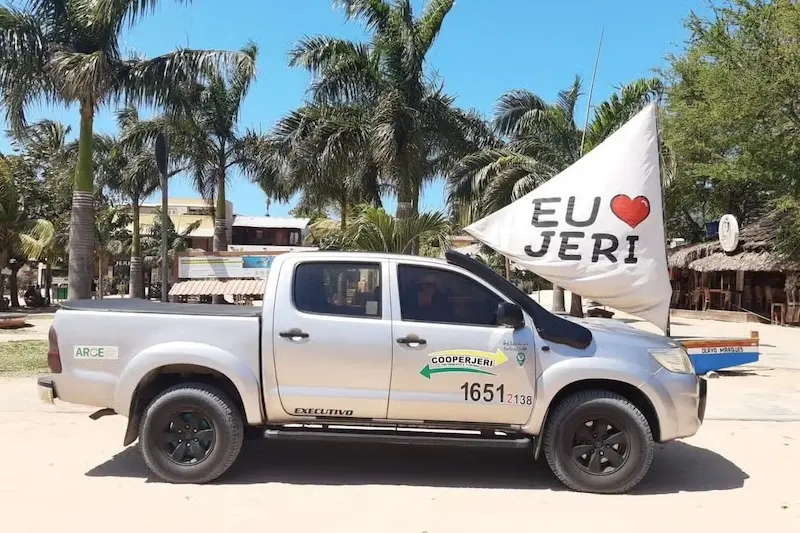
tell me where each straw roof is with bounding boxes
[668,214,800,272]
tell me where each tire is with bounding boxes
[542,390,654,494]
[139,383,244,484]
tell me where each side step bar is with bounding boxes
[263,427,532,449]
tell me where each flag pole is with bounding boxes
[570,26,604,317]
[579,26,604,157]
[654,97,672,337]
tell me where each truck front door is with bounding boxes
[273,258,392,419]
[387,261,536,425]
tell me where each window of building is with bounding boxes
[186,206,213,216]
[397,265,503,326]
[232,227,303,246]
[293,262,381,318]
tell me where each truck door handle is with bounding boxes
[397,336,426,347]
[279,329,309,340]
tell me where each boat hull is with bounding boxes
[677,332,760,374]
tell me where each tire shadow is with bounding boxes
[85,439,748,494]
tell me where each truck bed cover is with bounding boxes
[58,299,262,317]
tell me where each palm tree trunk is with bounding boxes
[97,252,104,300]
[212,170,227,304]
[0,250,7,310]
[68,100,95,300]
[213,170,228,251]
[129,202,143,298]
[44,264,52,306]
[552,284,566,313]
[570,293,584,318]
[8,262,20,308]
[340,194,347,230]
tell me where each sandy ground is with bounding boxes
[2,309,800,532]
[0,377,798,532]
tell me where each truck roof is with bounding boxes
[280,250,451,265]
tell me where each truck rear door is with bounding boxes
[387,260,536,425]
[272,256,392,419]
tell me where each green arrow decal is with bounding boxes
[419,365,495,379]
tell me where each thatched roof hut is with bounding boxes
[668,215,800,273]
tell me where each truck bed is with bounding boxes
[58,299,262,317]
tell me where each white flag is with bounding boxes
[464,103,671,332]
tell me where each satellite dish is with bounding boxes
[718,214,739,253]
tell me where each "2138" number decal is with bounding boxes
[459,382,532,405]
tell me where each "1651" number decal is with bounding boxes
[460,382,504,402]
[459,382,533,405]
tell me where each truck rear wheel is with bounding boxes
[139,383,244,484]
[542,390,654,494]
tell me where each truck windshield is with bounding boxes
[444,250,593,349]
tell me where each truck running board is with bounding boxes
[263,426,532,449]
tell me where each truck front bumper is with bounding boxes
[37,377,56,405]
[639,369,707,442]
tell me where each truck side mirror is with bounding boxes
[496,302,525,329]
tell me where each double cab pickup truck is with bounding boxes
[37,250,706,494]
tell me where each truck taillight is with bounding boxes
[47,326,62,373]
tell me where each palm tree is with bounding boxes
[0,157,54,309]
[94,204,130,300]
[320,204,451,255]
[141,206,201,296]
[288,0,488,220]
[449,76,663,314]
[8,120,74,304]
[126,42,270,252]
[271,103,384,228]
[0,0,252,299]
[97,106,181,298]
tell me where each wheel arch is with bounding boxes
[532,379,661,460]
[122,363,256,446]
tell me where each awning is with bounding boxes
[169,278,266,296]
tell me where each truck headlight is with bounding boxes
[648,347,694,374]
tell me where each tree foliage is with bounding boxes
[141,206,201,268]
[448,76,663,222]
[318,204,451,255]
[661,0,800,252]
[123,42,276,251]
[285,0,490,219]
[0,0,251,298]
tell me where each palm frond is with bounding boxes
[92,0,192,32]
[0,7,54,132]
[555,74,582,126]
[333,0,392,32]
[17,217,55,259]
[414,0,454,56]
[493,89,549,137]
[122,48,250,109]
[585,77,663,149]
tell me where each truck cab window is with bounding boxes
[293,262,382,318]
[397,265,502,326]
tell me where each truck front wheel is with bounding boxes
[139,383,244,484]
[542,390,654,494]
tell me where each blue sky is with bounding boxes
[1,0,710,217]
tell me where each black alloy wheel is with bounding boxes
[139,383,244,484]
[567,417,630,475]
[158,409,217,465]
[542,390,654,494]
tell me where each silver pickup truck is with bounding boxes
[37,250,706,494]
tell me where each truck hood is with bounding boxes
[560,316,678,349]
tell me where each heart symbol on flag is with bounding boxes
[610,195,651,228]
